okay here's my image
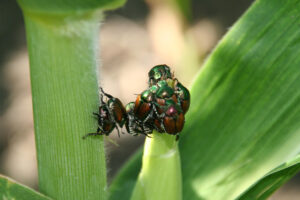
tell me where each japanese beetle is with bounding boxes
[104,90,127,129]
[148,64,173,86]
[155,80,178,106]
[156,80,175,98]
[133,88,157,122]
[174,80,190,114]
[83,88,127,139]
[154,99,185,138]
[125,102,153,137]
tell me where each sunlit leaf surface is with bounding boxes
[237,155,300,200]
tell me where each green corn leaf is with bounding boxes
[237,155,300,200]
[0,175,52,200]
[18,0,126,199]
[24,13,106,200]
[109,0,300,199]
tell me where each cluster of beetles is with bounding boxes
[83,64,190,141]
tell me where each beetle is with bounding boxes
[133,80,176,122]
[83,88,127,139]
[148,64,173,86]
[154,99,185,140]
[174,80,190,114]
[148,65,190,114]
[155,80,178,107]
[133,87,157,122]
[125,102,153,137]
[133,79,184,134]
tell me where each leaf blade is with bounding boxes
[180,0,300,199]
[0,175,52,200]
[237,155,300,200]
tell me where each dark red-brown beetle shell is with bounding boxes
[163,113,184,134]
[108,98,127,126]
[133,94,152,120]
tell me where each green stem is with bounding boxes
[131,131,182,200]
[23,11,107,200]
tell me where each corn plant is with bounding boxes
[1,0,300,200]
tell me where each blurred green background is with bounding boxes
[0,0,299,199]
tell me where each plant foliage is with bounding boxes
[0,175,52,200]
[109,0,300,199]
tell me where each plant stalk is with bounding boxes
[130,131,182,200]
[23,11,107,200]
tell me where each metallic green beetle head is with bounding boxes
[149,84,159,93]
[125,102,135,113]
[156,81,175,99]
[148,64,173,86]
[141,89,154,102]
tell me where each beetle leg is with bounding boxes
[139,123,152,138]
[152,103,160,116]
[139,130,152,138]
[131,129,138,136]
[93,112,100,118]
[99,89,106,105]
[143,125,152,134]
[152,103,166,119]
[126,117,134,135]
[115,125,121,137]
[144,133,152,138]
[82,133,99,139]
[133,132,138,136]
[82,127,104,139]
[131,126,140,136]
[100,87,114,99]
[118,124,126,135]
[160,120,167,133]
[143,108,154,124]
[129,128,135,135]
[128,119,140,136]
